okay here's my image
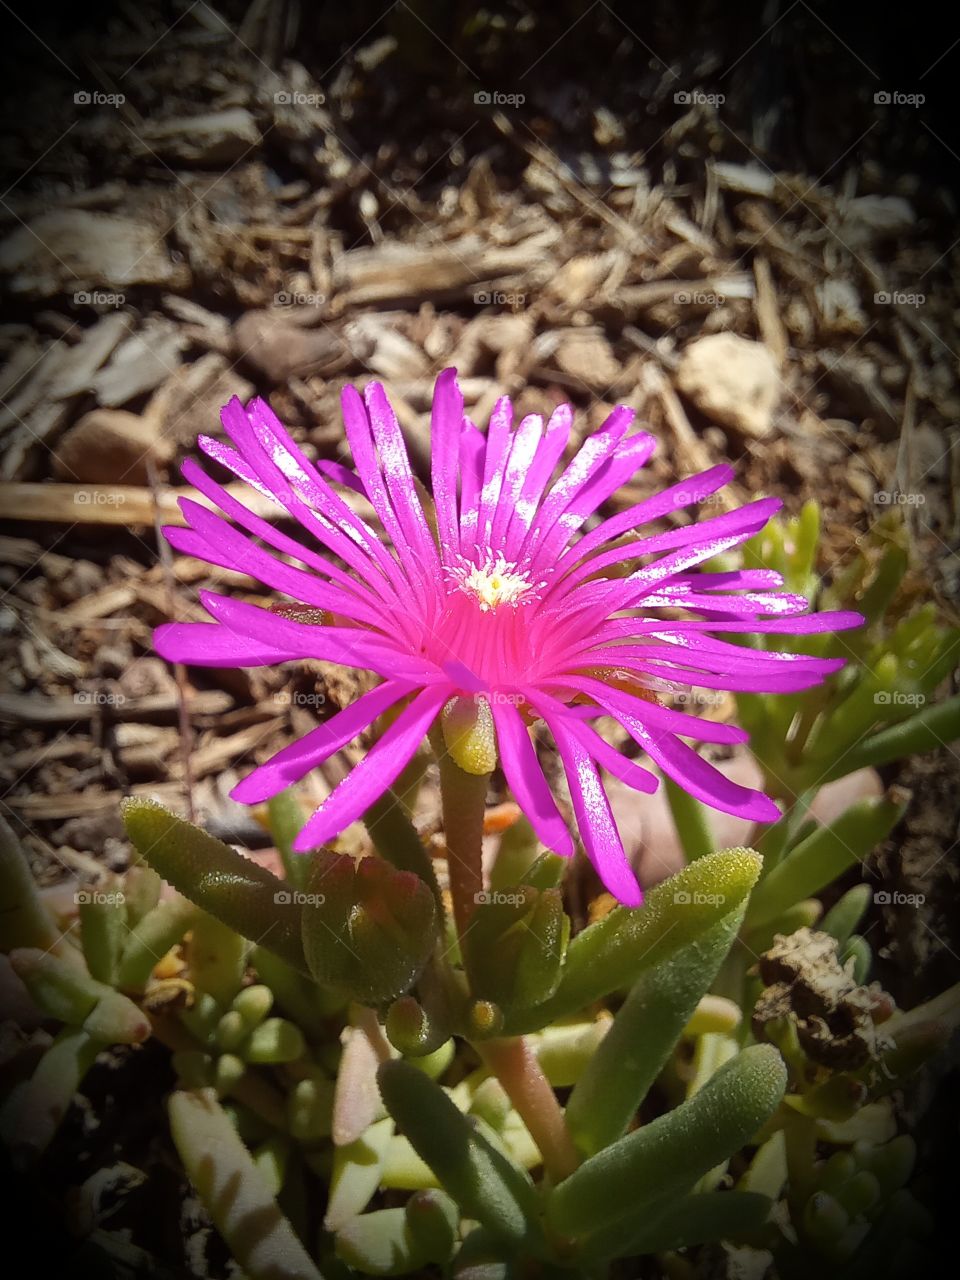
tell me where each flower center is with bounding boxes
[449,551,540,612]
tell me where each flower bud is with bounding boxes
[441,695,496,775]
[301,852,438,1006]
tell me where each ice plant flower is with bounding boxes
[155,371,862,906]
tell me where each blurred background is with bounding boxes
[0,1,958,1269]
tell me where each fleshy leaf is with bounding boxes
[504,847,762,1033]
[746,795,906,927]
[377,1059,543,1253]
[300,851,437,1006]
[462,886,568,1010]
[565,902,746,1155]
[545,1044,786,1240]
[122,797,307,972]
[168,1087,323,1280]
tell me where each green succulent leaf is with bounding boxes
[300,851,438,1005]
[820,885,872,946]
[504,846,762,1033]
[582,1189,774,1262]
[325,1116,395,1231]
[565,902,747,1156]
[168,1087,323,1280]
[0,815,61,953]
[463,886,568,1010]
[0,1028,100,1165]
[546,1044,786,1241]
[335,1207,430,1276]
[812,695,960,784]
[122,797,307,972]
[746,796,906,928]
[377,1059,543,1253]
[9,947,149,1044]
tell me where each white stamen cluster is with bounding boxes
[448,550,542,611]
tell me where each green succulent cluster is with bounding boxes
[1,505,957,1279]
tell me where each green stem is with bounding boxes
[664,775,714,862]
[476,1037,580,1183]
[436,752,488,943]
[435,748,579,1185]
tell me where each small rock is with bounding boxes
[53,409,170,485]
[233,310,358,382]
[675,332,781,438]
[554,329,622,392]
[132,108,261,166]
[0,211,190,298]
[839,195,915,246]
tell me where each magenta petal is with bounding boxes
[544,712,643,907]
[477,396,514,544]
[195,592,438,682]
[521,405,633,565]
[531,430,656,573]
[594,690,780,823]
[431,368,464,551]
[457,419,486,553]
[364,380,440,572]
[231,680,413,804]
[315,458,364,492]
[292,686,449,850]
[558,463,734,572]
[553,496,782,600]
[180,457,366,595]
[489,413,544,548]
[503,403,572,559]
[154,622,295,667]
[490,699,574,857]
[526,689,657,795]
[541,675,748,745]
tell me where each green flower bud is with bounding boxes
[214,1053,246,1095]
[300,852,438,1006]
[232,984,274,1029]
[244,1018,306,1064]
[404,1189,458,1263]
[216,1010,248,1053]
[441,695,496,775]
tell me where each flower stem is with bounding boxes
[436,750,488,943]
[476,1036,580,1183]
[664,775,714,862]
[435,743,579,1184]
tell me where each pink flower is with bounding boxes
[155,370,861,906]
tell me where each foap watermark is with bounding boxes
[674,890,726,906]
[74,489,127,507]
[874,290,925,309]
[74,90,125,107]
[674,485,726,507]
[674,90,725,107]
[474,90,525,107]
[874,91,925,107]
[874,889,925,907]
[274,890,326,906]
[74,290,126,308]
[274,690,328,709]
[874,490,925,506]
[274,290,326,308]
[675,690,726,708]
[75,690,126,707]
[474,290,525,307]
[75,888,125,906]
[674,290,726,308]
[274,90,325,107]
[474,889,531,907]
[875,691,925,707]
